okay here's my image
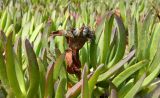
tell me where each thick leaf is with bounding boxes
[108,43,117,63]
[14,37,25,95]
[100,13,114,64]
[98,50,135,82]
[30,23,43,42]
[149,23,160,61]
[44,54,64,98]
[55,78,67,98]
[6,24,14,37]
[14,51,26,96]
[22,12,29,27]
[88,64,104,96]
[66,73,93,98]
[118,79,134,98]
[53,54,65,80]
[95,13,107,44]
[124,73,146,98]
[59,65,67,80]
[142,41,160,87]
[0,31,7,48]
[37,58,46,98]
[90,13,107,68]
[136,11,152,60]
[108,13,126,67]
[22,22,31,41]
[15,37,22,67]
[107,29,117,63]
[34,11,42,26]
[142,64,160,88]
[41,23,50,49]
[119,1,126,26]
[128,17,137,50]
[54,36,66,53]
[29,17,34,35]
[112,60,148,87]
[25,39,40,98]
[33,33,42,55]
[90,41,97,68]
[81,65,89,98]
[0,9,7,30]
[80,44,88,66]
[44,61,54,98]
[66,80,83,98]
[6,33,23,98]
[0,40,8,86]
[4,12,11,33]
[149,29,160,72]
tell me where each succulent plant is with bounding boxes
[0,0,160,98]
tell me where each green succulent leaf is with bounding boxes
[100,12,114,64]
[88,64,104,96]
[44,54,64,98]
[37,58,46,98]
[81,64,89,98]
[6,33,23,98]
[124,73,146,98]
[53,54,65,80]
[98,50,135,82]
[30,23,43,42]
[112,60,148,87]
[25,39,40,98]
[0,38,8,86]
[66,73,92,98]
[55,78,67,98]
[108,13,126,67]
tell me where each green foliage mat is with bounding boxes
[0,0,160,98]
